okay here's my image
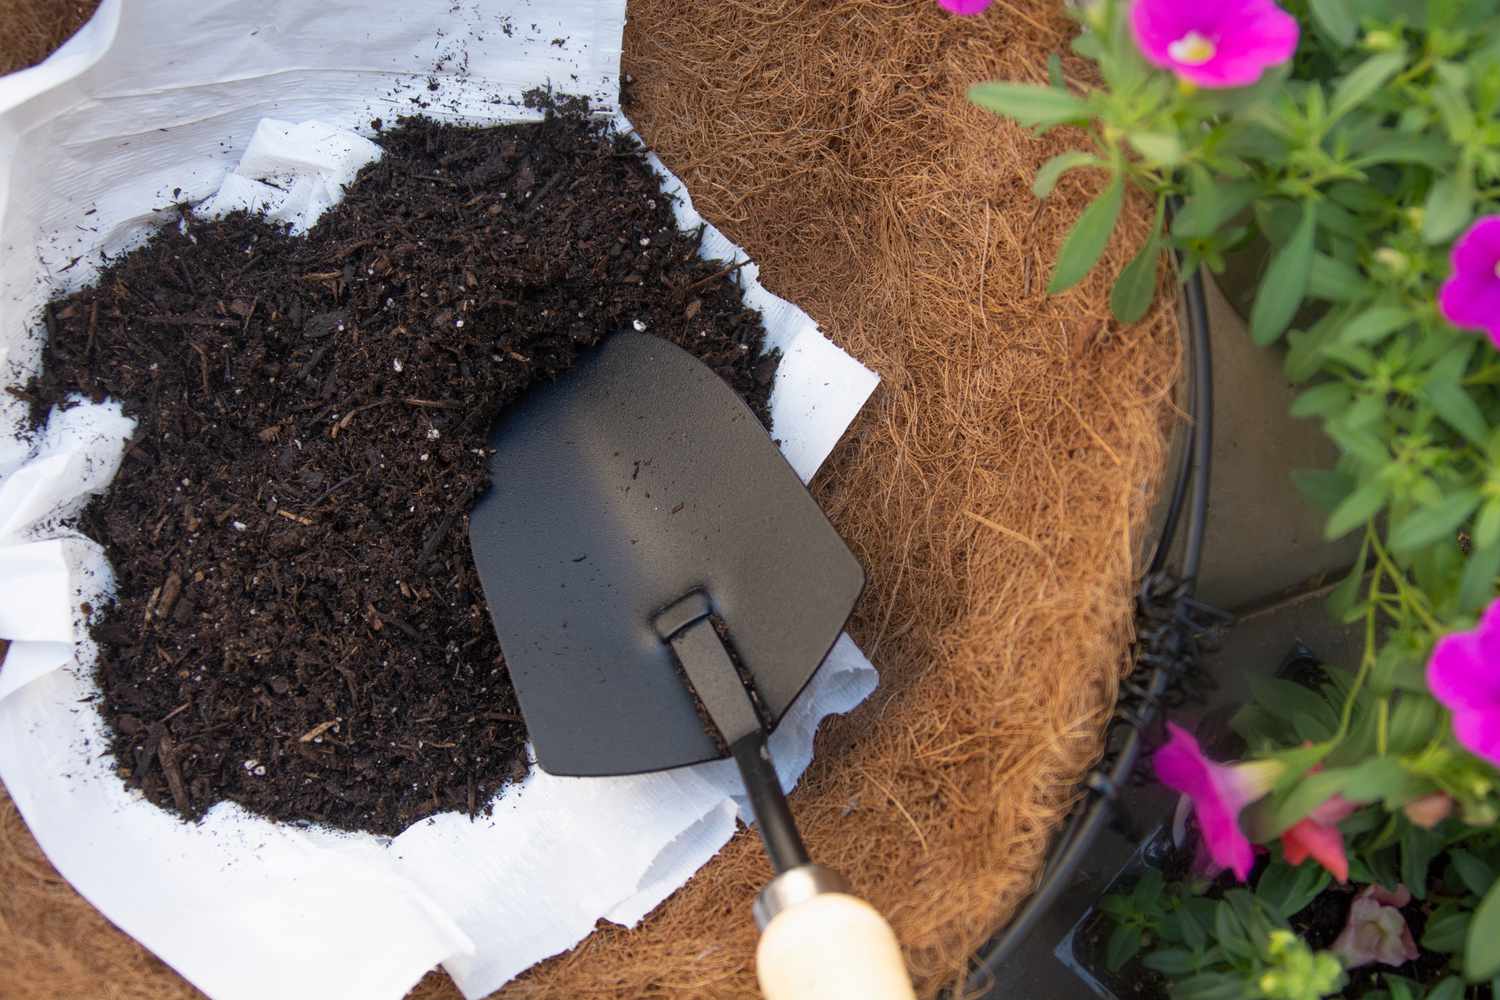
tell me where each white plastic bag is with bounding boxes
[0,2,879,998]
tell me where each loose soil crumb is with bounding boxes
[15,107,778,836]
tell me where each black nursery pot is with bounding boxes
[963,278,1366,998]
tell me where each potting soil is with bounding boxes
[16,108,777,837]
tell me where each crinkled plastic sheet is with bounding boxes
[0,3,879,997]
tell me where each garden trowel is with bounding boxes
[469,332,912,1000]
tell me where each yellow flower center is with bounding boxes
[1169,31,1217,65]
[1493,259,1500,280]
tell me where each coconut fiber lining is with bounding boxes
[0,0,1179,997]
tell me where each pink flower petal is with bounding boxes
[1440,216,1500,343]
[1450,216,1500,276]
[1402,792,1453,829]
[1282,816,1349,881]
[1306,794,1359,826]
[1428,608,1500,767]
[1333,888,1419,969]
[1452,708,1500,768]
[1428,628,1500,712]
[1478,598,1500,659]
[1439,273,1500,338]
[1369,884,1412,908]
[937,0,991,13]
[1130,0,1297,89]
[1153,723,1274,880]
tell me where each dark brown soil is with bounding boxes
[13,104,778,836]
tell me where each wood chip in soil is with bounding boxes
[13,103,780,836]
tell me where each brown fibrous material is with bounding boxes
[0,0,1179,997]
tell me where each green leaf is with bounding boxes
[1385,976,1417,1000]
[1111,235,1162,324]
[1176,975,1250,1000]
[968,82,1090,127]
[1105,922,1142,972]
[1173,181,1258,239]
[1249,676,1338,734]
[1476,498,1500,550]
[1176,906,1206,952]
[1070,30,1103,60]
[1386,694,1441,752]
[1142,948,1198,976]
[1428,976,1465,1000]
[1423,908,1472,953]
[1213,903,1254,960]
[1327,422,1386,464]
[1351,134,1455,170]
[1387,488,1482,553]
[1330,51,1409,122]
[1308,253,1366,302]
[1127,131,1184,166]
[1032,151,1099,199]
[1370,644,1430,695]
[1328,540,1370,622]
[1250,202,1318,345]
[1292,382,1353,420]
[1133,868,1165,905]
[1256,859,1331,919]
[1294,467,1355,512]
[1326,480,1388,539]
[1401,824,1445,899]
[1459,540,1500,613]
[1047,53,1065,90]
[1263,758,1424,836]
[1468,881,1500,980]
[1340,306,1413,346]
[1310,0,1359,44]
[1431,80,1472,139]
[1423,172,1475,245]
[1423,378,1490,447]
[1450,849,1496,897]
[1049,173,1124,293]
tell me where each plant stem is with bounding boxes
[1368,531,1444,636]
[1332,535,1385,745]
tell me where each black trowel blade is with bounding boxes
[468,333,864,777]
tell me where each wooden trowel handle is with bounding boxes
[753,867,915,1000]
[656,602,911,999]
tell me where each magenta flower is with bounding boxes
[1428,599,1500,768]
[1155,723,1282,880]
[1332,885,1419,969]
[937,0,991,13]
[1438,216,1500,347]
[1130,0,1298,89]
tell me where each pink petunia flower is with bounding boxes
[1281,795,1359,882]
[1155,723,1282,880]
[1130,0,1298,89]
[1332,885,1419,969]
[1427,598,1500,768]
[1438,216,1500,347]
[937,0,991,13]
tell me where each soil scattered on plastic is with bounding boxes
[15,104,777,836]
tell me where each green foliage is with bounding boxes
[1049,171,1125,292]
[968,0,1500,987]
[1468,880,1500,980]
[1098,877,1346,999]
